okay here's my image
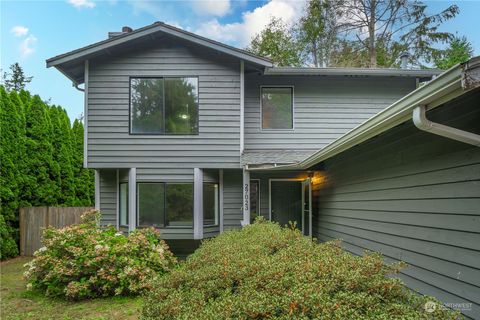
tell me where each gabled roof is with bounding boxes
[248,56,480,170]
[46,22,273,84]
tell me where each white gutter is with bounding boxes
[83,60,89,168]
[413,105,480,146]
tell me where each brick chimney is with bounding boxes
[108,26,133,38]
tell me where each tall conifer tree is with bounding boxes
[24,95,59,205]
[0,87,21,258]
[72,119,94,205]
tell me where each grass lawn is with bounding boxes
[0,257,142,320]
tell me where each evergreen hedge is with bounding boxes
[0,86,94,259]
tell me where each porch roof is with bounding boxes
[242,150,315,167]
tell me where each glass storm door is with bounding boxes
[301,178,312,237]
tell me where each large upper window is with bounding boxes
[261,87,293,129]
[137,182,193,228]
[130,77,199,135]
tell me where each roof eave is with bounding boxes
[46,23,273,70]
[264,67,443,78]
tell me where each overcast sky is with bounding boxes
[2,0,479,120]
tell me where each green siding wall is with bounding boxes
[87,37,241,177]
[313,91,480,318]
[223,170,243,230]
[99,169,117,226]
[244,74,416,150]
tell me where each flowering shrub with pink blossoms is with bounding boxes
[24,209,177,300]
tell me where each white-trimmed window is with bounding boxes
[130,77,199,135]
[261,87,293,129]
[137,182,193,228]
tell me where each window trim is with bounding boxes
[136,181,194,229]
[259,85,295,131]
[128,76,200,136]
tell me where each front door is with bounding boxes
[270,180,302,229]
[301,179,312,237]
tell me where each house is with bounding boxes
[47,22,479,318]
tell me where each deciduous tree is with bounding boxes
[338,0,459,67]
[434,36,473,70]
[248,17,303,67]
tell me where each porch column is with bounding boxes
[242,168,250,226]
[128,168,136,232]
[193,168,204,239]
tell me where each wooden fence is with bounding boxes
[19,207,94,256]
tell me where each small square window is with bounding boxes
[261,87,293,129]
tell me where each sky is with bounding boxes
[1,0,480,120]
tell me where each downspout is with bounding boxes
[74,83,85,92]
[240,60,245,154]
[412,105,480,147]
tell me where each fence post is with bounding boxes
[19,208,24,256]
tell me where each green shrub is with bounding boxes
[142,218,459,319]
[24,209,177,300]
[0,214,19,259]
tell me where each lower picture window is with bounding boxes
[137,182,193,228]
[166,184,193,227]
[138,183,166,228]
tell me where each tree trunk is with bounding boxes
[312,42,319,67]
[368,0,377,67]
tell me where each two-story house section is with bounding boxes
[48,23,480,317]
[47,22,439,240]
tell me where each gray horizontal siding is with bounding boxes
[99,169,116,226]
[223,170,243,230]
[204,225,220,238]
[314,92,480,319]
[244,75,415,150]
[87,42,241,169]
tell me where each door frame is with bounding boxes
[302,178,313,237]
